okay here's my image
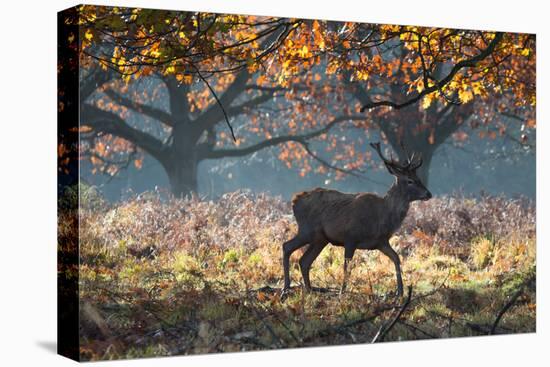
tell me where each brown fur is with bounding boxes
[281,143,432,297]
[291,186,409,249]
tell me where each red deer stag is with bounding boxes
[282,142,432,298]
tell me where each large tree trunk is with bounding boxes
[167,157,198,198]
[414,148,433,186]
[166,123,202,197]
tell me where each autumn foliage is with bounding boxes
[58,5,536,195]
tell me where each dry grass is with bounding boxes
[60,188,536,361]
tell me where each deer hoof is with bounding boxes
[280,288,291,301]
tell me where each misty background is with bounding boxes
[82,133,535,202]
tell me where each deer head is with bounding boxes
[370,142,432,202]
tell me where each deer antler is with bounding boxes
[398,140,423,171]
[371,141,423,171]
[409,153,423,170]
[370,142,395,166]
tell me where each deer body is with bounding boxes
[282,143,431,297]
[293,188,409,249]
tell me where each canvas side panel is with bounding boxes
[57,6,81,362]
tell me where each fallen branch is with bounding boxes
[397,320,437,339]
[300,308,386,344]
[248,303,286,348]
[272,314,301,345]
[371,285,413,343]
[490,276,535,335]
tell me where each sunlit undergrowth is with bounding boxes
[66,188,536,361]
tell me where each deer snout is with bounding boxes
[422,191,432,201]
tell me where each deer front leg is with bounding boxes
[340,244,357,295]
[378,241,403,297]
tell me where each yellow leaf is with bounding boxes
[458,88,474,104]
[84,29,93,41]
[421,94,434,109]
[355,70,369,81]
[471,82,484,96]
[416,80,424,93]
[176,74,193,84]
[298,45,310,58]
[164,65,176,75]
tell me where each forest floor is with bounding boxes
[61,188,536,361]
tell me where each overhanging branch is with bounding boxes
[81,68,115,101]
[80,103,168,164]
[302,143,385,186]
[226,92,278,117]
[104,89,174,127]
[205,114,366,159]
[360,32,503,112]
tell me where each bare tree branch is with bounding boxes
[302,143,385,186]
[205,114,366,159]
[194,69,251,131]
[104,89,174,126]
[80,103,168,164]
[226,92,278,116]
[81,67,115,101]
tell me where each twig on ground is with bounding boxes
[490,275,535,335]
[397,320,437,339]
[272,314,301,344]
[249,306,285,348]
[371,285,413,343]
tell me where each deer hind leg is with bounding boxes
[299,240,328,291]
[282,235,308,291]
[378,242,404,297]
[340,244,357,295]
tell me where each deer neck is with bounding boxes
[383,182,410,234]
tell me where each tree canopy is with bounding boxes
[63,5,536,196]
